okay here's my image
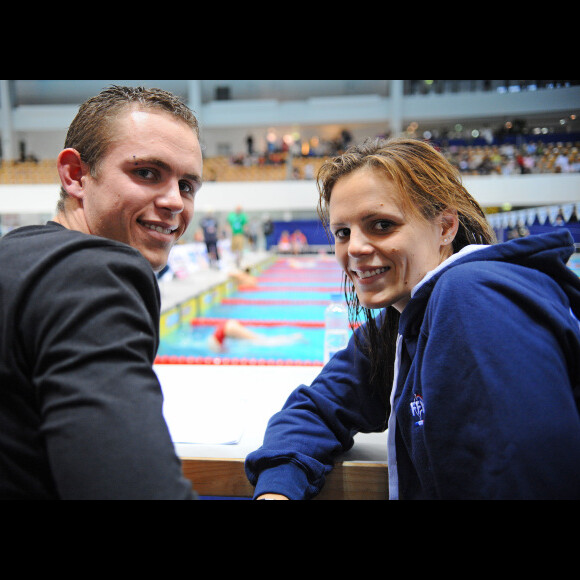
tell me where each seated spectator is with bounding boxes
[555,152,570,173]
[290,229,308,254]
[278,230,291,253]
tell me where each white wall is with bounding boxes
[1,173,579,215]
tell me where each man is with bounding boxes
[227,205,248,268]
[0,86,203,499]
[200,209,220,268]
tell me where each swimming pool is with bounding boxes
[158,323,326,363]
[157,250,580,366]
[156,256,346,365]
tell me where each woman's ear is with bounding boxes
[56,148,87,201]
[440,209,459,245]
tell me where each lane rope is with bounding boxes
[190,318,324,327]
[154,355,324,366]
[222,298,330,305]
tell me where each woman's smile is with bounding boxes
[329,166,452,312]
[351,265,390,283]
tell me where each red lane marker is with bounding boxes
[190,318,324,327]
[221,298,329,305]
[257,276,342,282]
[154,354,324,366]
[238,286,342,292]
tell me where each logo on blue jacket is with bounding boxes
[410,394,425,426]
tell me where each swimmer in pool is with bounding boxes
[208,319,305,352]
[228,267,258,288]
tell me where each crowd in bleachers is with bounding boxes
[206,137,580,181]
[1,138,579,185]
[442,141,580,176]
[0,158,59,184]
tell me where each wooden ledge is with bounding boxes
[180,457,388,500]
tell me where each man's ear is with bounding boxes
[440,209,459,245]
[56,148,87,200]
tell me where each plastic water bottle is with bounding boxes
[323,293,350,364]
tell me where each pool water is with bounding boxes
[158,252,580,365]
[192,302,329,322]
[158,256,346,364]
[158,323,327,362]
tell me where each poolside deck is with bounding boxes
[159,249,274,314]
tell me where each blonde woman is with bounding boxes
[245,138,580,500]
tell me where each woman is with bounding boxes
[244,138,580,500]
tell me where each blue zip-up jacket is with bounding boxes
[245,230,580,499]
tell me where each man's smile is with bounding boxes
[137,219,179,236]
